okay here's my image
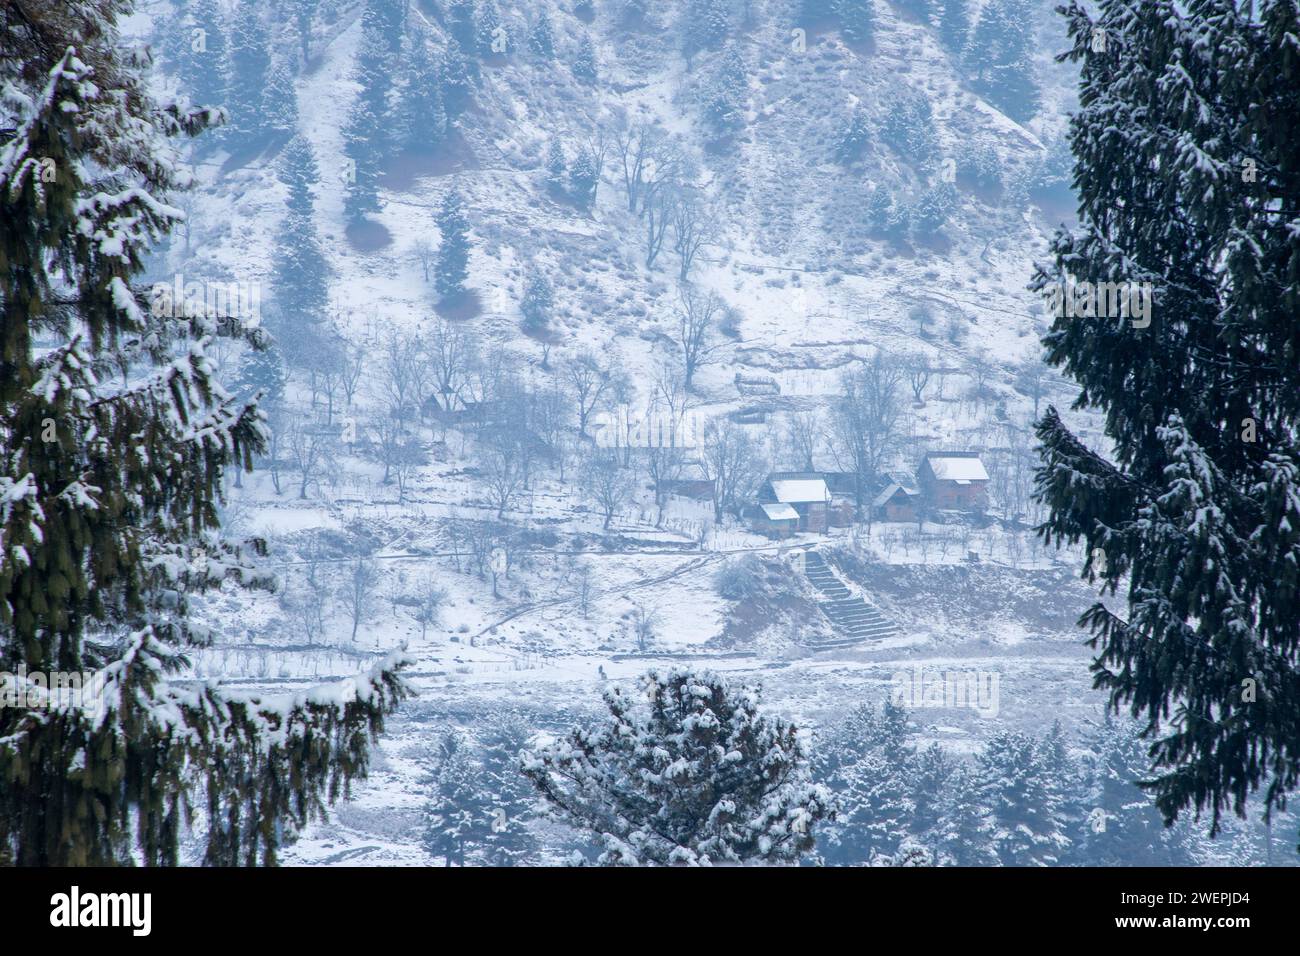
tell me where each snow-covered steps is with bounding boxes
[798,550,898,648]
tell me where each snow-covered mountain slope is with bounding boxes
[114,0,1287,865]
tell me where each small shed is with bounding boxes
[748,502,800,538]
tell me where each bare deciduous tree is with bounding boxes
[829,351,905,520]
[902,352,933,406]
[700,417,768,523]
[378,328,434,420]
[564,349,614,438]
[338,555,381,643]
[286,414,331,499]
[570,557,595,618]
[260,399,287,495]
[371,413,424,501]
[1014,356,1050,419]
[671,190,721,281]
[340,336,367,408]
[406,576,447,642]
[481,439,525,519]
[783,408,822,471]
[613,119,683,215]
[673,285,726,391]
[425,317,475,419]
[644,187,673,268]
[285,544,330,645]
[641,359,693,526]
[412,239,435,283]
[583,450,635,530]
[629,603,660,651]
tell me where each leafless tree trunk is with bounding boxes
[783,408,822,471]
[338,555,380,643]
[700,417,767,523]
[613,119,682,216]
[583,450,634,530]
[412,239,435,283]
[286,415,330,499]
[671,190,720,282]
[902,352,932,406]
[644,188,672,268]
[407,576,447,642]
[674,285,725,391]
[481,441,524,519]
[564,349,614,438]
[829,351,905,520]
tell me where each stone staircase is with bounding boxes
[798,550,898,649]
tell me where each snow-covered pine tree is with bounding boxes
[225,0,272,145]
[232,342,288,408]
[1036,720,1082,860]
[568,145,600,210]
[933,763,996,865]
[834,107,870,164]
[271,139,330,354]
[528,7,556,59]
[880,88,939,166]
[520,271,555,336]
[178,0,229,125]
[157,3,192,77]
[362,0,407,55]
[1070,712,1190,866]
[1031,0,1300,844]
[909,741,955,844]
[399,36,448,151]
[967,0,1039,122]
[572,31,598,84]
[0,0,406,866]
[278,133,320,221]
[814,700,915,864]
[911,181,957,237]
[835,0,875,46]
[823,748,915,864]
[477,713,541,865]
[262,59,299,141]
[976,730,1068,865]
[286,0,321,64]
[435,188,472,301]
[342,2,397,220]
[441,44,475,117]
[686,0,730,51]
[938,0,971,56]
[448,0,480,57]
[523,668,831,865]
[422,731,498,866]
[701,44,748,139]
[544,139,567,195]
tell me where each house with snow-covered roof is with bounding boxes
[917,451,989,512]
[872,473,922,523]
[754,472,832,533]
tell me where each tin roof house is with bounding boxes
[917,452,989,512]
[753,472,833,534]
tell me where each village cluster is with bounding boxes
[744,451,990,536]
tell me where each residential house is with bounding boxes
[917,451,989,512]
[872,473,922,522]
[755,472,832,533]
